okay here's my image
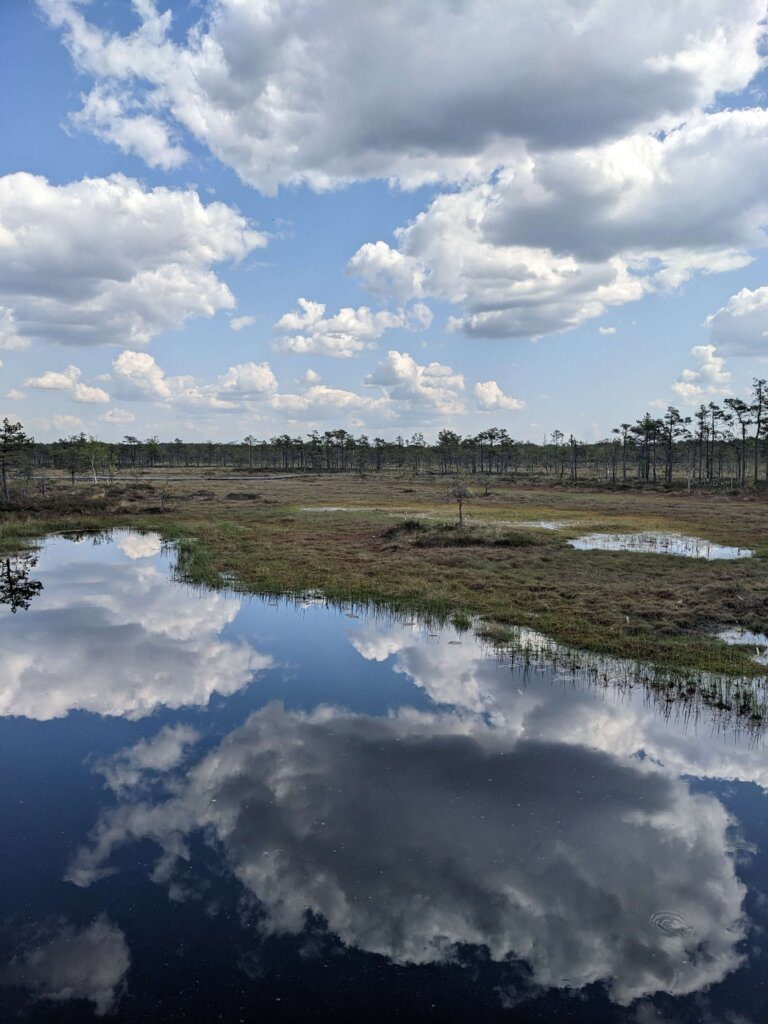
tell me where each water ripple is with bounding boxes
[650,910,695,937]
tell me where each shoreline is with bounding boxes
[2,472,767,681]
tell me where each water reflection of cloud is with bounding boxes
[95,724,201,795]
[349,622,493,712]
[1,915,129,1016]
[117,532,163,560]
[0,553,272,720]
[349,621,768,790]
[68,703,746,1006]
[347,621,423,662]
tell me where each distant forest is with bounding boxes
[3,379,768,492]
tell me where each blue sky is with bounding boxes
[1,0,767,442]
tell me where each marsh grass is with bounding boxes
[1,470,767,682]
[479,622,767,730]
[383,520,543,549]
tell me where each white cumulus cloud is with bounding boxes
[474,380,525,412]
[366,350,465,415]
[274,298,429,358]
[99,407,136,425]
[671,344,732,402]
[25,365,81,391]
[229,315,256,332]
[51,414,84,432]
[350,110,768,340]
[108,350,172,402]
[0,306,29,351]
[72,84,188,170]
[0,172,265,348]
[707,285,768,355]
[39,0,766,192]
[73,383,109,404]
[34,0,768,353]
[107,350,276,410]
[269,385,385,418]
[217,362,277,398]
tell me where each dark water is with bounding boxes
[0,532,766,1023]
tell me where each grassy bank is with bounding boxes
[2,470,768,679]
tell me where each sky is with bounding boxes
[1,0,768,444]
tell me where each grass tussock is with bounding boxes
[412,523,542,549]
[383,519,543,548]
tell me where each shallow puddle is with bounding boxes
[515,518,583,530]
[0,531,766,1023]
[717,626,768,665]
[569,530,753,559]
[300,505,375,512]
[717,626,768,645]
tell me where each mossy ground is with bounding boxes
[2,469,767,678]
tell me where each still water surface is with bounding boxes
[0,532,766,1022]
[568,531,753,559]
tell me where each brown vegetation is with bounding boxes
[2,468,767,678]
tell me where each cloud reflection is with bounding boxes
[349,620,768,790]
[1,915,129,1016]
[0,535,272,720]
[68,703,746,1005]
[116,532,163,560]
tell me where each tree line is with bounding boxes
[2,378,768,496]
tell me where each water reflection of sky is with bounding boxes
[0,532,766,1023]
[568,530,753,559]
